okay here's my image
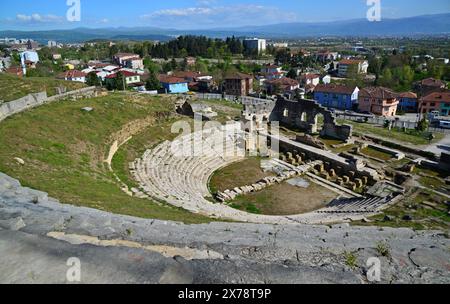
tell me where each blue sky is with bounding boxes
[0,0,449,30]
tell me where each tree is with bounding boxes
[194,61,208,74]
[145,71,161,91]
[106,78,116,91]
[417,118,430,132]
[381,68,392,86]
[85,72,101,86]
[170,58,178,71]
[287,69,297,79]
[109,45,118,58]
[115,72,126,91]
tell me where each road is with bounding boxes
[425,133,450,155]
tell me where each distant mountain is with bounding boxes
[230,13,450,37]
[0,28,174,43]
[0,13,449,43]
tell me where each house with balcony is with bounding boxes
[419,89,450,116]
[313,84,359,111]
[358,87,399,117]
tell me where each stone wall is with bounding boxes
[271,97,352,141]
[265,133,380,184]
[0,92,47,122]
[0,86,97,123]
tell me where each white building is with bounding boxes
[270,42,288,48]
[321,75,331,84]
[57,70,86,83]
[48,40,57,48]
[243,38,266,54]
[338,59,369,78]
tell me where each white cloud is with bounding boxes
[141,5,298,29]
[15,13,64,23]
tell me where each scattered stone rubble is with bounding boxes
[216,160,322,202]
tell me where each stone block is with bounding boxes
[329,169,336,178]
[347,182,357,191]
[355,178,363,188]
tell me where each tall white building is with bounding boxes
[243,38,267,54]
[48,40,57,48]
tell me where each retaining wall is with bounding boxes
[0,86,97,122]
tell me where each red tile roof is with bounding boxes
[339,59,366,65]
[105,71,139,79]
[158,75,188,84]
[421,90,450,103]
[300,73,320,80]
[224,72,253,80]
[314,83,357,95]
[399,92,418,99]
[114,53,139,58]
[57,70,86,79]
[266,77,299,86]
[359,87,399,99]
[171,71,203,79]
[420,78,446,88]
[5,67,23,76]
[264,64,280,69]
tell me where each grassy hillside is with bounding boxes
[0,92,212,224]
[0,74,87,102]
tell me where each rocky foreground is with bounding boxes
[0,172,449,284]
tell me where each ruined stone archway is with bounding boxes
[276,97,352,141]
[241,96,352,141]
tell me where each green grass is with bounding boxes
[339,119,444,145]
[111,117,192,191]
[344,251,358,268]
[353,189,449,231]
[0,92,212,224]
[318,136,357,153]
[0,74,86,102]
[413,166,448,191]
[209,157,272,194]
[361,147,393,161]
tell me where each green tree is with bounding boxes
[417,118,430,132]
[115,72,126,91]
[85,72,101,86]
[145,71,161,91]
[381,68,393,86]
[287,69,297,79]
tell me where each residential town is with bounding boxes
[1,35,449,127]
